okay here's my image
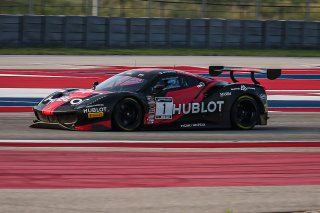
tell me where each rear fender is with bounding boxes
[204,83,267,126]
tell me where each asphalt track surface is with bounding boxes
[1,56,320,213]
[0,112,319,141]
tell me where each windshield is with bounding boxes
[95,75,147,92]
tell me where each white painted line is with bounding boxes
[267,90,320,92]
[268,95,320,101]
[0,88,58,98]
[269,111,320,114]
[0,101,38,103]
[301,64,320,68]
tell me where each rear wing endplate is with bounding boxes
[209,66,281,84]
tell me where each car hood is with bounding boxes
[39,89,112,115]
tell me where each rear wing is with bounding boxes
[209,66,281,84]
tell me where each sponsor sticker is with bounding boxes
[241,85,248,91]
[149,107,155,113]
[181,123,206,128]
[86,104,104,108]
[146,96,156,124]
[42,95,84,105]
[88,112,104,118]
[248,87,256,90]
[220,92,231,97]
[259,94,267,101]
[55,96,70,102]
[159,70,176,75]
[42,96,55,104]
[147,96,154,101]
[197,82,205,88]
[231,85,253,92]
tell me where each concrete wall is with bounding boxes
[0,15,319,48]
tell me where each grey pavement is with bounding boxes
[1,186,320,213]
[0,55,320,69]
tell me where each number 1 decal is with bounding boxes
[155,97,173,119]
[162,103,166,114]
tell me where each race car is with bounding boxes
[31,66,281,131]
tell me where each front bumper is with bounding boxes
[31,107,113,131]
[31,109,78,130]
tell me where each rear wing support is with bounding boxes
[209,66,281,84]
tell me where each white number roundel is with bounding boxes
[70,98,83,105]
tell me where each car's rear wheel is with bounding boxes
[231,95,258,130]
[112,98,143,131]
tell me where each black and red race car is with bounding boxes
[31,66,281,131]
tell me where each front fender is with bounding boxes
[75,92,147,128]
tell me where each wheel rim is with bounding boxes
[236,99,257,127]
[119,102,138,127]
[113,98,143,131]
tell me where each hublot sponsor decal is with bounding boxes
[83,107,107,113]
[173,101,224,115]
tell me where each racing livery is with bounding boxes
[31,66,281,131]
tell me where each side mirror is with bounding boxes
[92,81,99,90]
[152,84,165,94]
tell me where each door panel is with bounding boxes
[145,74,206,125]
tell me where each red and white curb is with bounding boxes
[0,140,319,148]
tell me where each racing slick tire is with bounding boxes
[231,95,259,130]
[112,98,143,131]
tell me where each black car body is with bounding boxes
[31,66,281,131]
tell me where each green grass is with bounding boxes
[0,47,320,57]
[1,0,320,20]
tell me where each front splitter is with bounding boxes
[30,121,73,130]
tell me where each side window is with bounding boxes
[156,76,181,90]
[184,76,203,88]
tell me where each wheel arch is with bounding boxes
[110,95,147,130]
[244,93,265,111]
[231,93,265,126]
[111,95,147,115]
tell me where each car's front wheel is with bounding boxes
[231,95,259,130]
[112,98,143,131]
